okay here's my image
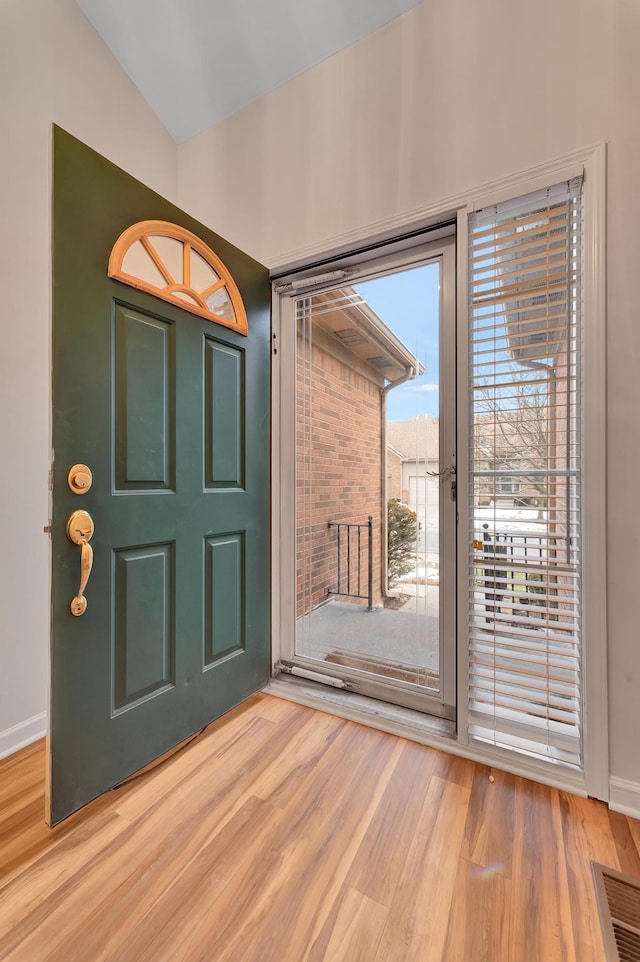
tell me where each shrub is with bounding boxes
[387,499,418,589]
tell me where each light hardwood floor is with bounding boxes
[0,693,638,961]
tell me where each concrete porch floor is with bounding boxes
[296,593,440,673]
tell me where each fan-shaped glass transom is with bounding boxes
[108,221,248,335]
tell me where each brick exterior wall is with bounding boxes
[297,330,383,617]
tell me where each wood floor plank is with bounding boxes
[112,700,280,821]
[253,709,346,809]
[0,797,52,874]
[65,709,309,960]
[443,857,512,961]
[0,809,127,936]
[294,738,406,962]
[344,738,440,908]
[560,793,620,962]
[0,709,301,961]
[181,725,401,962]
[627,813,640,860]
[373,774,471,962]
[0,762,44,812]
[608,808,640,876]
[0,774,114,887]
[50,795,272,962]
[461,764,516,878]
[432,750,477,789]
[109,793,288,962]
[508,779,577,962]
[129,721,377,962]
[99,717,360,961]
[0,695,638,962]
[0,741,42,784]
[310,885,388,962]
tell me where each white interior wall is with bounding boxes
[0,0,177,756]
[178,0,640,791]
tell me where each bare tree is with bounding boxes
[474,379,550,502]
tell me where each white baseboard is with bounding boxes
[609,776,640,820]
[0,712,47,760]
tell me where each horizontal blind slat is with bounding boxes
[471,208,570,241]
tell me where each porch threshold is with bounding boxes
[264,675,456,746]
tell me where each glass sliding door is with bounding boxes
[287,238,456,717]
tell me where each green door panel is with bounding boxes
[204,533,244,664]
[113,544,175,710]
[50,126,271,825]
[114,305,174,489]
[205,339,244,487]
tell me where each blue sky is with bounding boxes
[354,262,440,421]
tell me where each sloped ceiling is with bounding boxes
[76,0,421,143]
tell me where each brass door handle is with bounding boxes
[66,510,95,616]
[426,455,457,501]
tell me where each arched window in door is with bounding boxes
[108,220,248,335]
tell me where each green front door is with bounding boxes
[50,128,271,826]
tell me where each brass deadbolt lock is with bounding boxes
[68,464,93,495]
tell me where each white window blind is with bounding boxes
[467,177,583,768]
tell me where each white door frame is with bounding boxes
[272,237,457,716]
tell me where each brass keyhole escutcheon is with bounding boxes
[70,594,88,617]
[68,464,93,495]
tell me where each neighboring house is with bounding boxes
[387,409,549,517]
[386,442,404,502]
[386,415,440,524]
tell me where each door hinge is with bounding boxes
[48,466,54,492]
[272,332,278,356]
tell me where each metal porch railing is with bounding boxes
[327,516,373,611]
[477,526,567,625]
